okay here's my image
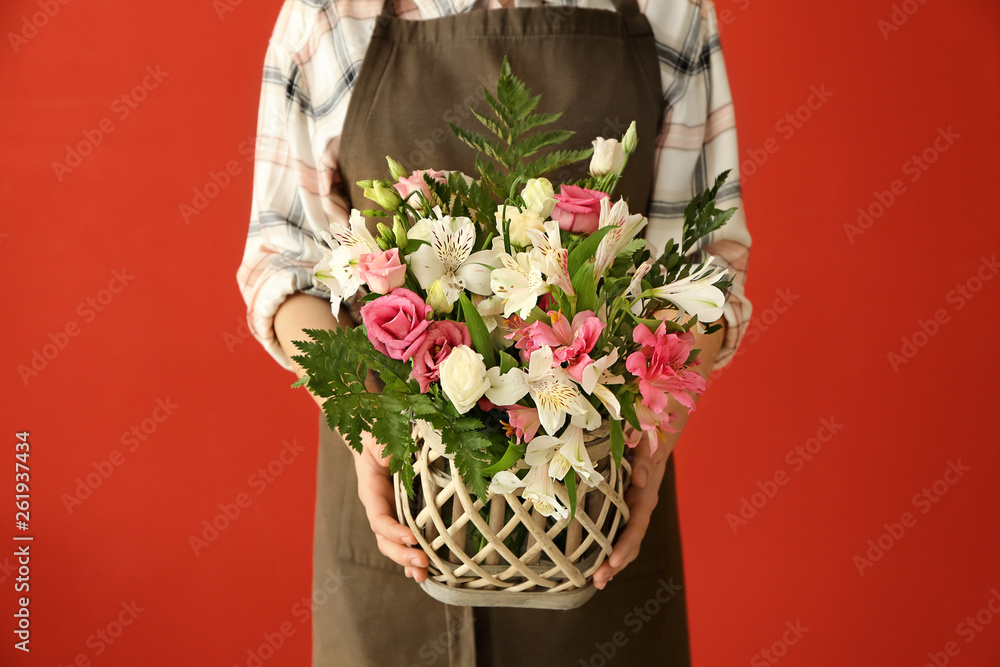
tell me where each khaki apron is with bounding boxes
[314,1,691,665]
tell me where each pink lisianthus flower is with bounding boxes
[393,169,448,202]
[550,185,608,234]
[509,310,604,364]
[357,248,407,294]
[625,322,706,415]
[504,405,542,444]
[410,320,471,393]
[360,288,431,361]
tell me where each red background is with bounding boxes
[2,0,999,665]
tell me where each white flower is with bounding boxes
[521,463,569,520]
[593,197,648,279]
[569,350,624,420]
[439,345,490,414]
[589,137,626,177]
[525,219,574,296]
[488,469,526,495]
[408,213,498,307]
[647,259,729,324]
[624,261,653,299]
[521,178,557,218]
[524,425,601,487]
[474,294,506,332]
[489,247,550,319]
[495,205,545,247]
[485,345,590,435]
[314,210,381,301]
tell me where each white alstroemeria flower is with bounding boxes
[314,210,381,301]
[555,425,603,487]
[624,261,653,299]
[593,197,648,279]
[525,426,602,487]
[489,246,551,319]
[525,219,575,296]
[646,259,729,324]
[474,295,506,332]
[408,213,497,307]
[485,345,590,435]
[521,463,569,520]
[488,469,526,495]
[569,350,624,420]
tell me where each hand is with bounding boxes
[350,432,429,582]
[592,431,672,590]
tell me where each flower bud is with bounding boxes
[373,181,402,211]
[521,178,556,218]
[386,156,408,181]
[622,121,638,155]
[357,179,375,189]
[589,137,626,177]
[392,217,408,251]
[426,280,454,314]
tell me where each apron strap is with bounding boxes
[380,0,640,17]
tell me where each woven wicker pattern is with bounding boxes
[393,428,631,608]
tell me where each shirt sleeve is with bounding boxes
[643,0,753,371]
[236,6,350,372]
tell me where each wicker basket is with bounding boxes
[393,422,631,609]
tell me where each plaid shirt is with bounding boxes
[237,0,752,372]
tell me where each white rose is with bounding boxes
[439,345,490,414]
[589,137,626,177]
[520,178,556,218]
[495,205,546,248]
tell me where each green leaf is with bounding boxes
[498,350,519,374]
[567,225,615,280]
[459,293,497,368]
[571,260,598,314]
[617,387,641,432]
[482,440,524,476]
[610,419,625,468]
[517,129,575,157]
[565,471,578,524]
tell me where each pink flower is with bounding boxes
[357,248,407,295]
[504,405,541,444]
[509,310,604,364]
[625,322,706,415]
[550,185,608,234]
[633,401,678,456]
[360,288,432,361]
[393,169,448,202]
[410,321,471,393]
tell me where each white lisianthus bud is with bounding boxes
[439,345,490,414]
[426,280,453,314]
[622,121,638,155]
[589,137,626,177]
[521,178,556,218]
[495,205,546,248]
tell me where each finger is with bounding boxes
[629,432,667,488]
[355,458,418,546]
[375,534,430,570]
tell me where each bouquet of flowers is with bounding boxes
[293,59,736,605]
